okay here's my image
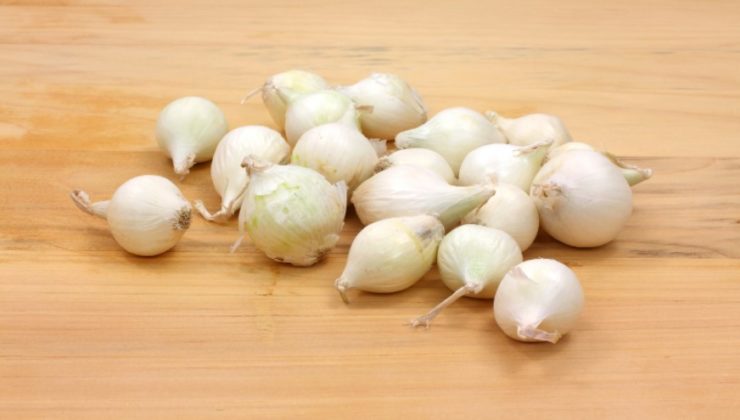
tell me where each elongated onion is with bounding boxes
[335,215,444,303]
[351,165,495,230]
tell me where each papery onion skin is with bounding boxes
[238,161,347,267]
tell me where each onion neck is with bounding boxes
[368,139,387,157]
[70,190,109,219]
[194,185,244,223]
[230,233,246,254]
[172,148,196,180]
[604,152,653,186]
[335,277,351,304]
[409,282,482,328]
[194,200,229,222]
[394,128,426,149]
[241,156,273,176]
[438,184,495,229]
[509,269,563,343]
[517,139,553,168]
[240,85,263,105]
[484,111,510,140]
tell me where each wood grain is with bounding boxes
[1,0,740,418]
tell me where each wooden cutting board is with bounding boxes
[1,1,739,417]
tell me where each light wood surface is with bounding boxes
[1,1,739,418]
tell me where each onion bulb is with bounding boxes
[284,89,361,146]
[375,148,456,185]
[410,225,522,327]
[531,150,632,247]
[494,259,584,344]
[242,69,329,130]
[458,140,551,191]
[547,142,653,186]
[395,107,505,174]
[291,122,380,194]
[236,158,347,266]
[335,215,444,303]
[462,183,539,251]
[487,111,572,148]
[70,175,191,256]
[194,126,290,222]
[351,165,495,230]
[339,73,427,139]
[545,141,595,162]
[155,96,228,179]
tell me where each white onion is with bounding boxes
[244,69,329,130]
[487,111,572,148]
[155,96,228,179]
[195,126,290,222]
[545,141,595,162]
[375,148,456,185]
[410,225,522,327]
[291,123,379,194]
[458,141,551,191]
[547,142,654,187]
[335,215,444,303]
[236,158,347,266]
[395,107,505,174]
[284,89,360,146]
[339,73,427,139]
[494,259,584,344]
[71,175,191,256]
[351,165,495,230]
[531,150,632,247]
[462,183,539,251]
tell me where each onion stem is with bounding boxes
[409,283,481,328]
[70,190,109,219]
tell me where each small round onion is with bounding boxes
[531,150,632,247]
[462,183,539,251]
[494,259,584,344]
[375,148,456,185]
[291,123,379,194]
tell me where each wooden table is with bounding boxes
[2,1,739,417]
